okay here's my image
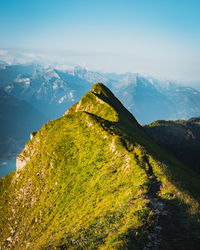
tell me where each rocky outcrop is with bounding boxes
[16,132,38,171]
[16,144,31,171]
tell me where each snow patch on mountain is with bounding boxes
[58,95,67,104]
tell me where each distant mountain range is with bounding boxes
[107,73,200,124]
[1,63,200,124]
[0,64,38,87]
[2,66,92,119]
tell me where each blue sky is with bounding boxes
[0,0,200,81]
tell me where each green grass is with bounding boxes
[0,83,200,249]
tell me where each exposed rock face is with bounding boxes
[16,133,39,171]
[16,157,27,171]
[16,144,31,171]
[30,131,37,140]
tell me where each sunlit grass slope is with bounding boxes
[0,83,200,249]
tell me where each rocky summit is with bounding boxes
[0,83,200,249]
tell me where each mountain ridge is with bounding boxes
[1,83,200,249]
[65,83,138,125]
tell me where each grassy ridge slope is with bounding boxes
[144,118,200,173]
[0,83,200,249]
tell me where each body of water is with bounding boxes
[0,159,16,178]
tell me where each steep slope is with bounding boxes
[0,89,46,160]
[144,118,200,173]
[0,83,200,249]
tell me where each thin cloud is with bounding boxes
[0,50,8,55]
